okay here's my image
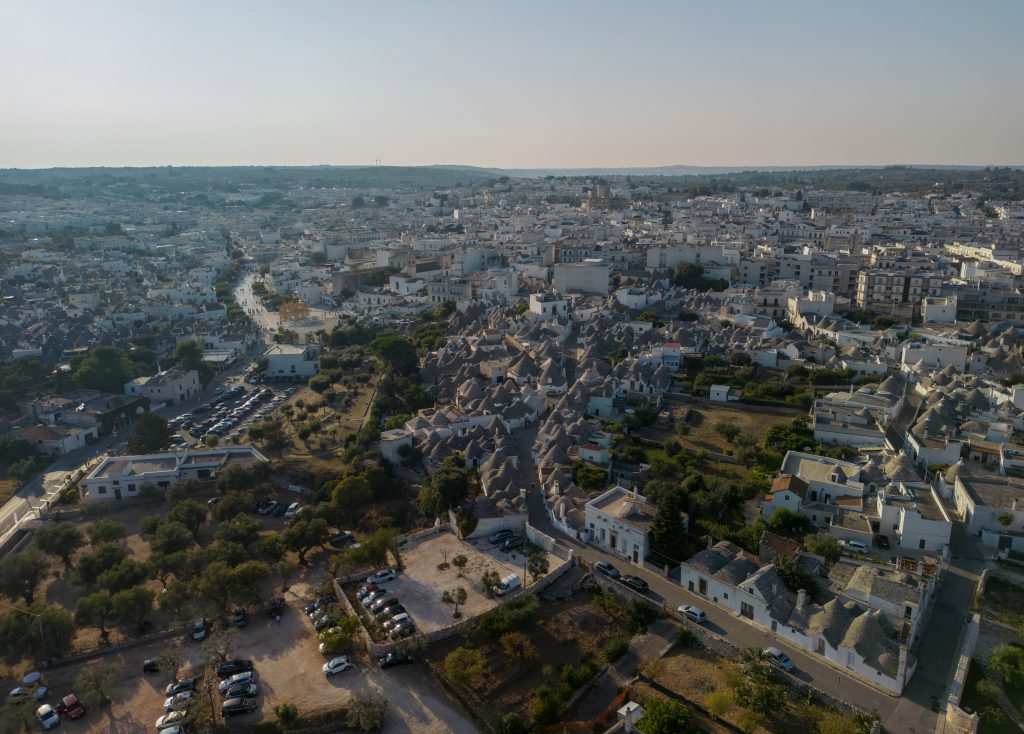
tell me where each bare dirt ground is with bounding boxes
[385,532,562,633]
[652,401,797,456]
[12,577,479,734]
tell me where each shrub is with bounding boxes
[531,685,559,726]
[675,625,696,647]
[603,636,630,662]
[625,599,662,634]
[476,594,540,638]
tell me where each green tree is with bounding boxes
[0,603,75,661]
[500,631,537,663]
[158,579,189,619]
[33,522,84,572]
[990,645,1024,686]
[767,508,813,538]
[87,519,127,545]
[527,550,549,583]
[111,587,154,630]
[172,340,204,371]
[75,542,128,586]
[803,533,841,564]
[75,590,115,643]
[215,514,262,548]
[282,517,329,564]
[452,554,468,576]
[417,462,471,517]
[72,346,136,393]
[649,489,688,565]
[635,697,699,734]
[714,421,741,443]
[151,520,194,555]
[331,475,374,523]
[0,549,50,604]
[774,557,819,601]
[497,712,530,734]
[74,661,121,707]
[444,646,486,686]
[274,702,300,729]
[735,648,788,715]
[126,412,173,454]
[442,587,468,618]
[371,335,419,375]
[96,558,149,593]
[481,569,501,598]
[168,499,207,541]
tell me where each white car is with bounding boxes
[841,539,870,554]
[763,646,795,672]
[323,655,353,676]
[155,710,188,730]
[218,671,255,692]
[164,690,195,711]
[366,569,396,584]
[678,604,707,624]
[36,704,60,730]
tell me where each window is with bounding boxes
[918,538,926,549]
[96,486,106,494]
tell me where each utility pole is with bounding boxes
[0,600,46,664]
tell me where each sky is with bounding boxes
[1,0,1023,169]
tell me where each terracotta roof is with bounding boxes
[770,474,809,499]
[759,530,802,561]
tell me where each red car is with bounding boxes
[56,694,85,719]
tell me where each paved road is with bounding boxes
[514,423,983,732]
[235,272,340,338]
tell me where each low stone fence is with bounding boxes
[47,624,187,669]
[944,613,981,734]
[526,522,575,562]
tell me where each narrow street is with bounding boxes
[514,419,984,732]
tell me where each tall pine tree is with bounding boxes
[649,488,688,566]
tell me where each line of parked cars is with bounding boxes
[149,657,261,730]
[183,387,284,441]
[356,570,416,640]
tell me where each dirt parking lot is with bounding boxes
[380,531,560,633]
[16,579,479,734]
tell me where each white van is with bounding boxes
[496,573,522,596]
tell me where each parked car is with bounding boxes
[323,656,353,676]
[165,678,197,696]
[36,704,60,730]
[192,618,209,641]
[221,697,258,716]
[355,584,378,601]
[223,683,258,699]
[361,589,389,608]
[164,691,195,711]
[155,710,189,730]
[841,539,869,554]
[621,575,649,592]
[56,693,85,718]
[875,535,891,549]
[329,532,356,549]
[594,560,620,579]
[218,671,256,693]
[267,597,285,617]
[305,596,334,615]
[143,658,160,674]
[314,615,335,632]
[376,604,406,620]
[763,647,795,672]
[369,595,400,614]
[9,685,48,701]
[284,502,301,518]
[256,500,279,515]
[678,605,707,624]
[216,660,253,678]
[232,608,248,628]
[500,535,526,552]
[383,613,411,630]
[488,529,514,544]
[391,621,416,639]
[366,569,396,584]
[379,652,413,669]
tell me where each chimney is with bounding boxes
[796,589,807,612]
[707,535,714,550]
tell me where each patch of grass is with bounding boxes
[984,577,1024,628]
[0,478,20,505]
[961,660,1019,734]
[603,636,630,663]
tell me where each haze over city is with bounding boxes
[3,0,1024,169]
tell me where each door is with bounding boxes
[632,546,639,563]
[114,487,122,500]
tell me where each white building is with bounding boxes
[80,446,268,501]
[585,486,678,565]
[124,368,199,406]
[264,344,319,379]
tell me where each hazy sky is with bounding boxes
[2,0,1022,169]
